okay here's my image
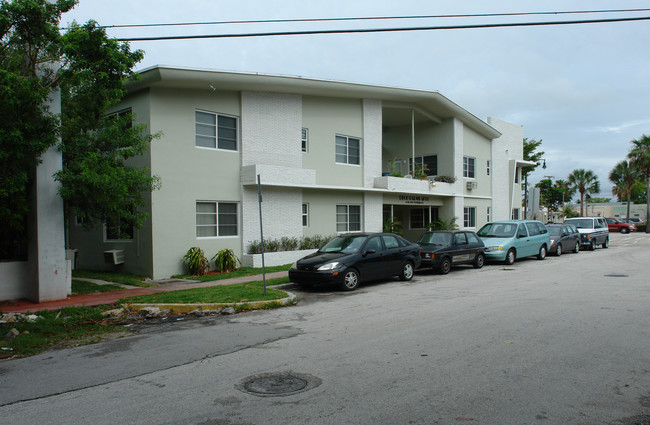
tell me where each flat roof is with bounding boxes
[127,65,502,139]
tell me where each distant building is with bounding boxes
[67,66,533,279]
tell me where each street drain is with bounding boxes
[237,372,321,397]
[605,274,629,278]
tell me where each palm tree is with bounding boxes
[567,169,600,216]
[609,160,640,223]
[628,135,650,233]
[554,179,575,205]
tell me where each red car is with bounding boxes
[605,217,636,233]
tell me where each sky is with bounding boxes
[62,0,650,200]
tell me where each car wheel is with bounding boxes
[399,261,414,281]
[504,249,516,265]
[573,242,580,253]
[602,238,609,249]
[556,244,562,256]
[473,253,485,269]
[537,245,547,260]
[589,240,596,251]
[341,269,360,291]
[620,227,629,234]
[439,257,451,274]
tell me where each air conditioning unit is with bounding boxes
[104,249,125,265]
[466,181,478,190]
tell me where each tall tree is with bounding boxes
[0,0,159,255]
[628,134,650,233]
[554,179,575,204]
[567,169,600,216]
[609,160,640,222]
[522,138,544,217]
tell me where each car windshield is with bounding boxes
[319,235,367,254]
[477,223,517,238]
[548,226,562,236]
[418,232,452,246]
[566,219,593,229]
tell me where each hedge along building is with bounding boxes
[67,66,533,279]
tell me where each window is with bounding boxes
[467,232,480,244]
[454,233,468,245]
[514,166,520,183]
[301,128,309,152]
[487,206,491,222]
[104,216,134,241]
[464,207,476,228]
[335,135,361,165]
[408,155,438,176]
[195,111,238,150]
[365,236,383,252]
[511,208,520,220]
[463,156,475,178]
[336,204,361,232]
[410,207,439,229]
[196,201,238,237]
[382,235,400,249]
[302,203,309,227]
[486,160,491,176]
[108,108,133,129]
[526,222,541,236]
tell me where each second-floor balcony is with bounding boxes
[373,175,457,196]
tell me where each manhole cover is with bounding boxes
[605,274,629,278]
[237,372,321,397]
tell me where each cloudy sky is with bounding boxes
[62,0,650,200]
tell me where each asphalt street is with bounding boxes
[1,232,649,425]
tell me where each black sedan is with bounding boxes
[546,224,580,255]
[417,230,485,274]
[288,233,421,291]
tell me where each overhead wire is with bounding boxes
[113,15,650,42]
[97,8,650,29]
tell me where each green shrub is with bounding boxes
[247,234,334,254]
[211,248,241,272]
[433,175,457,183]
[427,217,459,231]
[183,247,209,276]
[636,224,646,232]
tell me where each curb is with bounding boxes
[123,291,297,314]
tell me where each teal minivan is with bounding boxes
[477,220,550,265]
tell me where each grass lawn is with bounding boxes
[72,270,155,287]
[1,276,293,358]
[173,264,291,281]
[0,305,125,358]
[121,277,290,304]
[72,280,124,294]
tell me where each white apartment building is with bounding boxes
[68,66,532,279]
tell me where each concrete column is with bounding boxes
[27,87,70,302]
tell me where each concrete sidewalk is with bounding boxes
[0,271,289,313]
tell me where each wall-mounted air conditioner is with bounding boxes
[466,181,478,190]
[104,249,125,265]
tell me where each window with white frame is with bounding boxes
[301,128,309,153]
[195,110,238,151]
[104,216,134,241]
[511,208,520,220]
[464,207,476,228]
[335,135,361,165]
[196,201,238,237]
[336,204,361,232]
[514,166,520,183]
[408,155,438,176]
[302,203,309,227]
[487,206,491,222]
[409,207,439,229]
[486,160,491,176]
[463,156,476,178]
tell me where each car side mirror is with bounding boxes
[363,249,376,256]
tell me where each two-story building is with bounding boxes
[68,65,532,279]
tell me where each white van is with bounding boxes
[564,217,609,250]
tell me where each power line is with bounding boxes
[100,8,650,29]
[115,15,650,42]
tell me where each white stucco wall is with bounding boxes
[488,117,525,221]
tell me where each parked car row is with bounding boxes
[289,216,624,291]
